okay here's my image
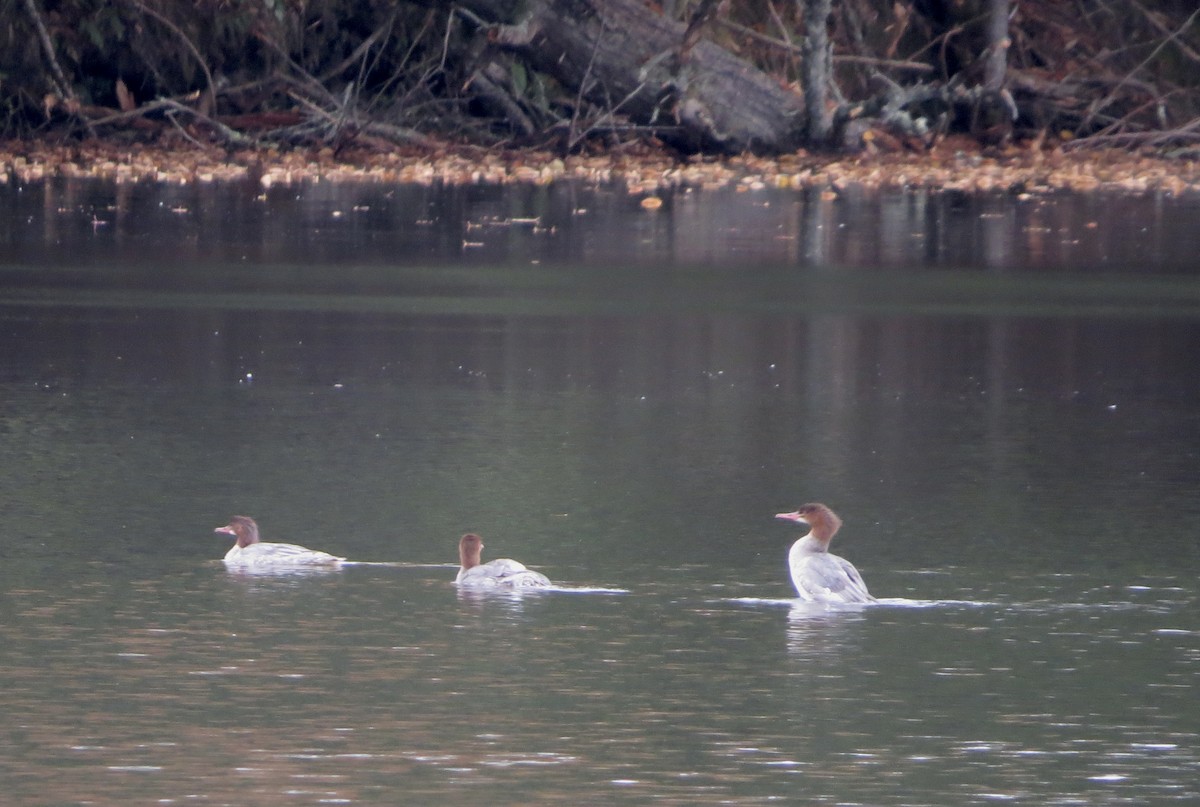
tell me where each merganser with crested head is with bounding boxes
[775,503,875,603]
[455,533,551,588]
[215,515,345,567]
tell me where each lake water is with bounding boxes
[1,177,1198,805]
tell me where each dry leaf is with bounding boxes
[115,79,136,112]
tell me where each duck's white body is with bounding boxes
[456,558,551,588]
[456,534,550,589]
[456,557,549,588]
[787,535,874,603]
[216,516,345,568]
[777,504,875,604]
[223,542,345,568]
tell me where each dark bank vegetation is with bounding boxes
[2,0,1199,187]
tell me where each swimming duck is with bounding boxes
[215,515,345,568]
[455,533,550,588]
[775,503,875,603]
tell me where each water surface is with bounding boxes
[0,178,1197,805]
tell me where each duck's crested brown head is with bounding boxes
[458,533,485,569]
[215,515,261,548]
[775,503,843,544]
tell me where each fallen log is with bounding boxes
[453,0,808,154]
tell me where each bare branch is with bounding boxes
[719,18,933,73]
[22,0,71,100]
[126,0,218,111]
[319,9,399,84]
[1078,6,1200,133]
[88,98,254,146]
[22,0,95,134]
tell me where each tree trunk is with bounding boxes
[456,0,807,154]
[800,0,833,145]
[971,0,1016,144]
[983,0,1010,92]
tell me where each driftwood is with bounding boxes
[452,0,808,154]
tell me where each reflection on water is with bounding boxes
[1,179,1198,804]
[4,177,1200,273]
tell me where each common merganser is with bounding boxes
[775,503,875,603]
[455,533,551,588]
[215,516,345,567]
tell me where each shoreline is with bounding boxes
[2,136,1198,196]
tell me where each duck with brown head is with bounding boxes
[215,516,345,568]
[775,503,875,603]
[455,533,551,588]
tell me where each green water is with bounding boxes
[0,179,1197,805]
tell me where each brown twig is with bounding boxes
[88,97,253,146]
